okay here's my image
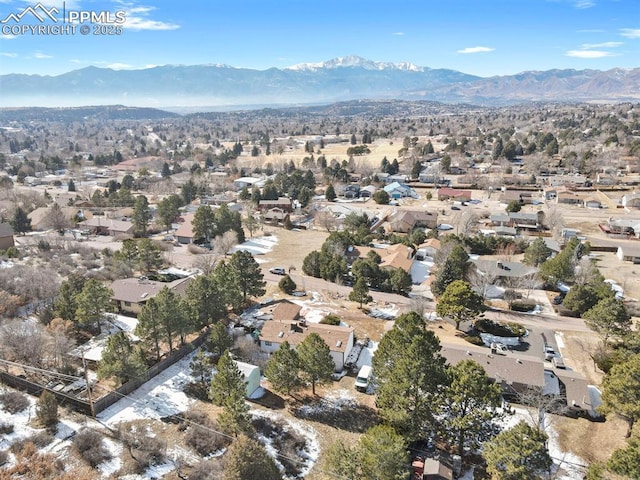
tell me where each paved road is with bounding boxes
[263,269,593,333]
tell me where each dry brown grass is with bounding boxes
[260,228,329,271]
[553,413,628,465]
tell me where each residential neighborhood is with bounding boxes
[1,94,640,479]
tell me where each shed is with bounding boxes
[234,360,261,398]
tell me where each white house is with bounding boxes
[259,320,354,371]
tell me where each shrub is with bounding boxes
[0,450,8,466]
[464,334,485,346]
[73,428,111,467]
[36,391,58,432]
[11,432,54,453]
[119,424,166,471]
[0,422,14,434]
[320,314,341,326]
[278,275,296,294]
[185,423,229,456]
[510,302,537,313]
[475,318,526,337]
[183,410,231,455]
[0,391,30,414]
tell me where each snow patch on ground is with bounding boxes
[251,409,320,479]
[97,351,197,425]
[230,235,279,255]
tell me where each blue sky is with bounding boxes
[0,0,638,76]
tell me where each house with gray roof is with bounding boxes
[110,276,193,315]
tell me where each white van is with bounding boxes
[354,365,373,392]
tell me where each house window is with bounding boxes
[264,341,272,346]
[124,301,131,307]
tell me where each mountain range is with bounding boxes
[1,55,639,109]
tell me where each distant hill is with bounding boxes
[1,56,639,108]
[0,105,180,122]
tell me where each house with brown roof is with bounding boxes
[0,223,14,250]
[271,300,302,321]
[437,187,472,202]
[379,243,414,272]
[258,197,293,212]
[110,276,193,315]
[263,207,290,225]
[175,213,196,244]
[386,210,438,233]
[79,217,134,236]
[259,320,354,371]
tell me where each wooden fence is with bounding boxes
[0,330,208,417]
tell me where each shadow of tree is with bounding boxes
[290,394,379,433]
[247,389,286,410]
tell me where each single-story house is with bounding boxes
[489,213,511,227]
[379,243,414,271]
[437,187,472,202]
[175,213,196,244]
[0,223,14,250]
[501,190,534,205]
[259,197,293,212]
[110,276,193,315]
[259,320,354,371]
[472,259,538,283]
[622,193,640,209]
[387,210,438,233]
[584,198,602,209]
[383,182,416,199]
[234,176,266,190]
[79,217,134,236]
[616,244,640,264]
[28,206,92,231]
[557,191,583,205]
[440,344,545,399]
[492,226,518,237]
[360,185,377,198]
[234,360,261,398]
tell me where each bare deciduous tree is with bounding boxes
[193,254,219,275]
[314,209,338,232]
[213,230,238,256]
[0,319,49,369]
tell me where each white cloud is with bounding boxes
[1,34,16,40]
[565,49,614,58]
[582,41,622,48]
[115,2,180,31]
[124,17,180,30]
[0,52,17,57]
[392,32,404,36]
[574,0,595,8]
[33,52,53,59]
[620,28,640,39]
[457,46,494,54]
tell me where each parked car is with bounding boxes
[543,344,557,361]
[269,267,286,275]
